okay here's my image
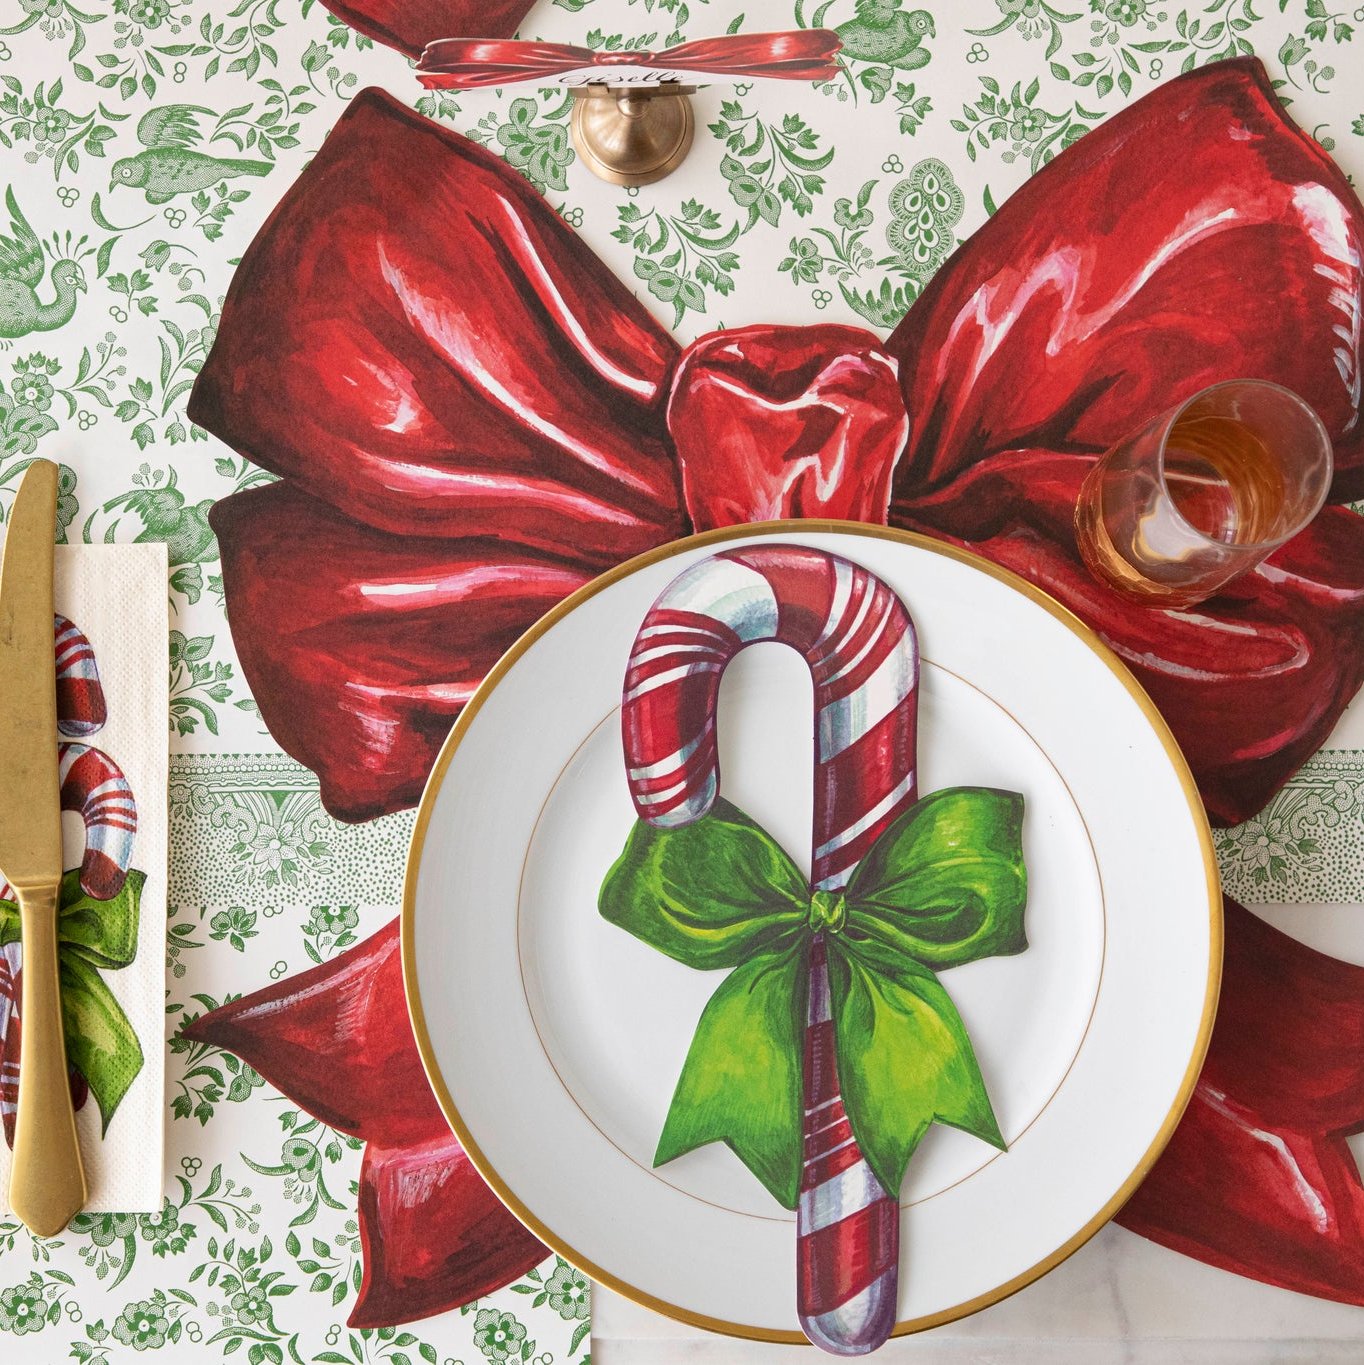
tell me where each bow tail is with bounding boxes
[356,1136,547,1330]
[1117,899,1364,1303]
[182,921,547,1326]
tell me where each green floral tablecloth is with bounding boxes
[0,0,1360,1360]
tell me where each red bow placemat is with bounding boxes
[185,59,1364,1327]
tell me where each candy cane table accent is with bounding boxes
[622,544,917,1355]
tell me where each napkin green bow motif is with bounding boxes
[0,869,146,1133]
[600,788,1027,1209]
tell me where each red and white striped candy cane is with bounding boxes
[0,743,136,904]
[60,744,137,902]
[622,544,918,1355]
[55,616,134,901]
[54,614,107,737]
[0,943,19,1145]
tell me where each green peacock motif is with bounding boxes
[0,188,86,343]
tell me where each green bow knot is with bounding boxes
[599,787,1027,1209]
[806,890,846,934]
[0,869,146,1134]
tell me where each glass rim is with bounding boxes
[1152,378,1334,554]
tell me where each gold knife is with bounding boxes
[0,459,85,1235]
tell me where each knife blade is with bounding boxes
[0,459,86,1235]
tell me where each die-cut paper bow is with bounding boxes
[601,790,1026,1208]
[0,869,144,1143]
[185,59,1364,1326]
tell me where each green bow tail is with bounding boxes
[0,869,146,1135]
[599,789,1027,1210]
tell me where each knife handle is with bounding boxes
[9,883,86,1236]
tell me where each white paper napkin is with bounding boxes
[0,544,168,1215]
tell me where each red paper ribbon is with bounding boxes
[418,31,843,90]
[185,61,1364,1327]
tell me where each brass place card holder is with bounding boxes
[569,84,696,187]
[416,30,842,187]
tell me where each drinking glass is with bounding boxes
[1074,380,1333,608]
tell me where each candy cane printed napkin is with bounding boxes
[0,544,169,1215]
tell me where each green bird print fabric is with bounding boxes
[112,107,272,204]
[0,189,85,338]
[836,0,935,70]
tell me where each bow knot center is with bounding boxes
[807,890,847,936]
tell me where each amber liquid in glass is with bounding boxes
[1160,413,1287,545]
[1076,412,1289,603]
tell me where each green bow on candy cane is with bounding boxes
[599,788,1027,1209]
[0,870,145,1134]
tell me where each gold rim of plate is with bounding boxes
[400,519,1224,1345]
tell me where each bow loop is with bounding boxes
[188,90,685,562]
[843,787,1028,971]
[887,59,1364,499]
[0,869,142,970]
[668,325,908,529]
[598,797,810,971]
[315,0,531,62]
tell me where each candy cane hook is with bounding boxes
[0,622,131,900]
[54,617,135,900]
[622,544,918,1355]
[60,743,137,902]
[54,614,107,738]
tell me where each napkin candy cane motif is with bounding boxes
[184,54,1364,1333]
[607,544,1027,1353]
[0,615,140,1147]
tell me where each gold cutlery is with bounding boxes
[0,458,86,1235]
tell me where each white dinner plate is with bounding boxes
[403,522,1221,1344]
